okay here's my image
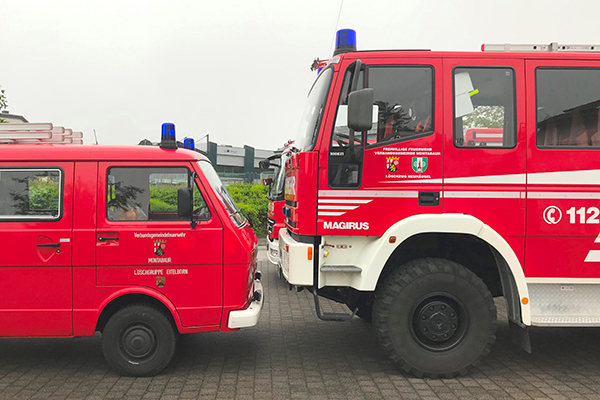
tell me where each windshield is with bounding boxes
[267,152,291,201]
[294,68,334,151]
[197,160,247,227]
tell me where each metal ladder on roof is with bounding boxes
[482,42,600,52]
[0,123,83,144]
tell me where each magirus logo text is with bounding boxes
[323,221,369,230]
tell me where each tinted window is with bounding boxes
[332,66,434,148]
[0,169,61,220]
[454,67,516,148]
[536,68,600,148]
[369,66,433,143]
[107,167,209,221]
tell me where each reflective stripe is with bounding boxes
[318,199,372,204]
[317,211,346,216]
[317,205,359,210]
[585,250,600,262]
[444,191,522,199]
[445,173,526,184]
[318,190,418,198]
[528,192,600,199]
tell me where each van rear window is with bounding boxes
[0,169,61,220]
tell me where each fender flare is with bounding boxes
[96,287,183,330]
[355,214,530,325]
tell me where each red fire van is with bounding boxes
[0,123,263,376]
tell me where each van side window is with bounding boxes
[107,167,210,221]
[453,67,516,148]
[536,68,600,148]
[0,169,61,220]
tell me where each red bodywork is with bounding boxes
[286,49,600,280]
[0,145,257,337]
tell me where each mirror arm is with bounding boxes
[348,60,363,158]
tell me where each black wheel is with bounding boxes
[102,305,177,377]
[373,258,496,378]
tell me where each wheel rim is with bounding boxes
[410,293,468,352]
[119,324,158,362]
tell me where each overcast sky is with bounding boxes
[2,0,600,150]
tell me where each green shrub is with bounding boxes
[227,183,269,236]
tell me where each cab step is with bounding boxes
[320,265,362,273]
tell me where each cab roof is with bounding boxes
[336,48,600,61]
[0,144,210,162]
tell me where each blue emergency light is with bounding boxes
[333,29,357,56]
[160,122,177,149]
[183,138,195,150]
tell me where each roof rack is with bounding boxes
[0,123,84,144]
[482,43,600,53]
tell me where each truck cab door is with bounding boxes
[95,162,224,327]
[442,58,527,263]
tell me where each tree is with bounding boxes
[0,85,7,123]
[463,105,504,129]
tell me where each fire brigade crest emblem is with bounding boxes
[386,157,400,172]
[412,157,428,173]
[153,239,166,256]
[156,276,165,288]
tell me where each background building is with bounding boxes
[197,142,275,184]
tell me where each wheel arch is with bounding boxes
[95,290,181,333]
[356,214,530,325]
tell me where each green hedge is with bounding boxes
[226,183,269,236]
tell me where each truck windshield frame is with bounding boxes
[294,67,334,152]
[267,152,291,201]
[197,160,247,228]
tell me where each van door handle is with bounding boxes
[418,191,440,206]
[98,236,119,242]
[37,243,61,247]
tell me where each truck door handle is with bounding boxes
[418,191,440,206]
[98,236,119,242]
[36,243,61,248]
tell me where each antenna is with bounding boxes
[329,0,345,55]
[93,129,99,144]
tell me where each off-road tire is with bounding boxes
[373,258,497,378]
[102,305,177,377]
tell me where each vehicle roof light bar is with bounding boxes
[333,29,357,56]
[482,43,600,52]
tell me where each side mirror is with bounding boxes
[259,159,271,170]
[177,188,192,218]
[347,88,374,132]
[262,178,273,186]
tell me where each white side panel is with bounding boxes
[529,283,600,326]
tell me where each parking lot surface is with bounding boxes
[2,248,600,399]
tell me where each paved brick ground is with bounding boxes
[2,248,600,399]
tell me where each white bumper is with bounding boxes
[279,228,314,286]
[267,237,280,265]
[227,279,264,329]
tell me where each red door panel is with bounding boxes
[95,162,224,327]
[0,163,74,336]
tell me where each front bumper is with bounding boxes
[267,237,280,265]
[279,228,314,286]
[227,278,264,329]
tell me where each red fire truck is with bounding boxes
[0,123,263,376]
[261,141,294,267]
[279,30,600,377]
